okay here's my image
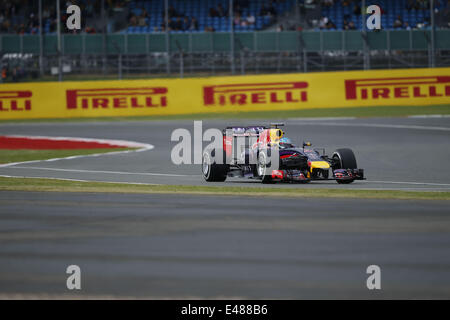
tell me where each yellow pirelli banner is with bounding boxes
[1,67,449,120]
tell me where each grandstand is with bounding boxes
[1,0,449,35]
[0,0,449,82]
[318,0,448,31]
[125,0,293,33]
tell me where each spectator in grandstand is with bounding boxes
[1,67,7,83]
[233,0,249,17]
[85,26,96,34]
[343,19,349,30]
[276,24,284,32]
[417,0,430,10]
[168,18,177,31]
[323,0,334,7]
[49,17,57,33]
[111,0,127,10]
[217,4,227,18]
[394,15,403,28]
[209,7,219,18]
[234,12,242,25]
[182,16,190,31]
[12,67,18,82]
[42,6,51,20]
[29,12,38,28]
[141,8,149,19]
[29,25,39,35]
[232,2,242,16]
[189,17,198,31]
[129,14,137,26]
[246,14,255,25]
[342,0,351,7]
[137,11,148,27]
[85,0,95,17]
[175,17,183,31]
[0,19,10,33]
[348,21,356,30]
[444,1,450,27]
[235,0,250,8]
[407,0,435,11]
[167,5,178,19]
[259,4,268,16]
[416,21,426,28]
[204,26,215,32]
[354,4,361,15]
[319,15,329,29]
[17,23,26,35]
[406,0,417,10]
[267,2,277,16]
[326,19,336,30]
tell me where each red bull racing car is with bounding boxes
[202,124,365,184]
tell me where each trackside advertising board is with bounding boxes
[1,67,449,120]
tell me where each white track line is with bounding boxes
[408,115,450,119]
[7,166,193,177]
[2,167,450,187]
[0,175,448,192]
[0,149,149,168]
[0,175,161,186]
[288,117,357,121]
[344,188,450,191]
[361,180,450,187]
[290,122,450,131]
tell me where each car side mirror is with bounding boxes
[303,141,312,147]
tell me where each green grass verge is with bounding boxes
[1,105,449,123]
[0,148,134,164]
[0,176,449,201]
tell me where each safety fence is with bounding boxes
[1,30,449,82]
[1,30,450,54]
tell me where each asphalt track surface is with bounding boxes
[0,117,450,299]
[1,191,450,299]
[1,117,450,191]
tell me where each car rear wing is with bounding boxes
[222,126,268,137]
[222,123,284,136]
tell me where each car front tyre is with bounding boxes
[333,148,357,184]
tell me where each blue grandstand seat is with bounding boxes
[121,0,435,34]
[122,0,296,34]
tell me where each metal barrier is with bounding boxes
[2,30,450,54]
[1,30,449,82]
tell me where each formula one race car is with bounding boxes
[202,124,365,184]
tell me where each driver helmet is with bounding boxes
[279,137,293,148]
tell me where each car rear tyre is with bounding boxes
[202,148,228,182]
[333,148,357,184]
